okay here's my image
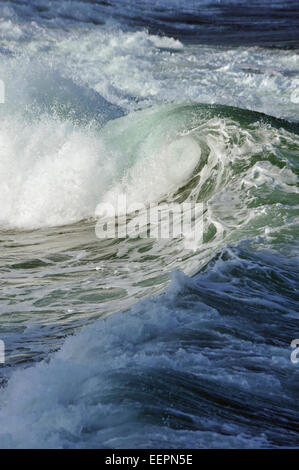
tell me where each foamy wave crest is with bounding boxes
[0,58,125,229]
[0,60,298,232]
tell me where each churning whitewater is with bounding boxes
[0,0,298,449]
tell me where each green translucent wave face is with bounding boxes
[100,103,299,250]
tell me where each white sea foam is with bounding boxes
[0,106,202,229]
[1,260,297,448]
[0,268,289,449]
[0,96,297,231]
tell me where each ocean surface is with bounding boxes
[0,0,298,448]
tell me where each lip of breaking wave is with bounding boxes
[0,96,298,231]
